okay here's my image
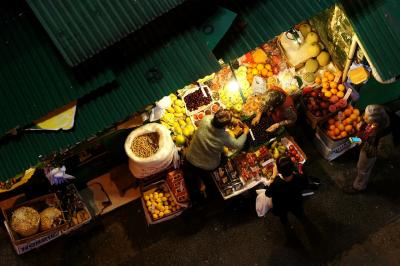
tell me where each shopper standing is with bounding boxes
[347,104,394,193]
[266,157,308,227]
[184,109,249,203]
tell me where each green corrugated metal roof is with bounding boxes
[214,0,337,60]
[0,12,115,135]
[341,0,400,80]
[0,27,220,181]
[27,0,187,66]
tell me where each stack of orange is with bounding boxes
[247,63,275,84]
[315,70,346,100]
[325,105,362,140]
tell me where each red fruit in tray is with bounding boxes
[211,103,220,113]
[198,112,205,120]
[337,99,347,108]
[311,91,317,97]
[272,66,279,75]
[295,154,301,161]
[193,114,199,120]
[291,157,297,163]
[330,95,339,104]
[303,87,313,94]
[320,101,328,109]
[329,104,337,113]
[272,55,281,65]
[205,109,212,115]
[289,145,295,151]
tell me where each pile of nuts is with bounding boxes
[131,133,159,157]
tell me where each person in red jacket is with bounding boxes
[251,86,297,132]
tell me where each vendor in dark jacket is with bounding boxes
[266,157,308,226]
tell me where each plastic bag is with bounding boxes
[255,189,273,217]
[125,123,175,178]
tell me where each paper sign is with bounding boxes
[252,76,267,95]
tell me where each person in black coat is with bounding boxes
[266,157,308,226]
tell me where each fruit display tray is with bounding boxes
[182,85,213,116]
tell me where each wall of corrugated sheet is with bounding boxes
[27,0,187,66]
[214,0,337,61]
[0,13,115,135]
[342,0,400,80]
[0,28,220,180]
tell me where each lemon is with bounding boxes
[164,206,169,211]
[174,99,184,107]
[185,117,191,124]
[166,107,175,113]
[165,210,171,215]
[159,212,164,218]
[149,194,153,199]
[152,213,159,220]
[178,120,186,127]
[158,193,163,197]
[175,135,186,146]
[154,209,159,215]
[146,200,151,207]
[169,94,177,101]
[144,195,149,201]
[161,197,167,201]
[156,198,161,203]
[174,106,182,113]
[305,32,319,44]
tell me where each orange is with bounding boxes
[344,109,352,116]
[350,114,358,121]
[328,118,335,125]
[331,88,338,95]
[315,77,321,84]
[340,131,348,138]
[329,124,335,130]
[345,125,353,132]
[261,69,269,77]
[267,71,274,77]
[322,82,329,89]
[324,91,332,98]
[344,118,351,125]
[357,116,361,122]
[338,84,345,91]
[256,64,264,70]
[353,109,360,116]
[327,130,335,138]
[334,128,340,136]
[322,77,328,83]
[247,73,254,81]
[265,64,272,71]
[324,71,331,78]
[330,81,338,89]
[328,73,335,81]
[337,91,344,98]
[321,88,327,94]
[338,124,345,131]
[334,121,340,127]
[252,69,259,75]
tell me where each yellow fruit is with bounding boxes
[330,81,337,89]
[308,43,321,57]
[166,107,174,113]
[169,94,177,101]
[144,195,149,201]
[175,135,186,146]
[305,32,319,44]
[182,127,192,137]
[174,106,182,113]
[252,69,259,75]
[338,84,345,91]
[178,120,186,127]
[172,207,176,212]
[149,194,153,199]
[317,51,330,66]
[321,88,327,94]
[299,24,312,38]
[174,126,182,135]
[305,59,319,73]
[161,197,167,201]
[154,209,159,215]
[146,200,151,207]
[328,73,335,81]
[331,88,338,95]
[256,64,264,70]
[152,213,159,220]
[172,122,180,128]
[322,77,328,83]
[265,64,272,71]
[337,91,345,98]
[324,91,332,98]
[186,117,191,123]
[322,82,329,89]
[165,210,171,215]
[174,99,184,107]
[158,193,163,197]
[164,206,169,211]
[159,212,164,218]
[315,77,321,84]
[261,69,268,77]
[156,198,162,203]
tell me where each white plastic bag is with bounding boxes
[255,189,273,217]
[125,123,175,178]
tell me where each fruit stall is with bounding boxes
[122,19,372,224]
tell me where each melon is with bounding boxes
[317,51,330,67]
